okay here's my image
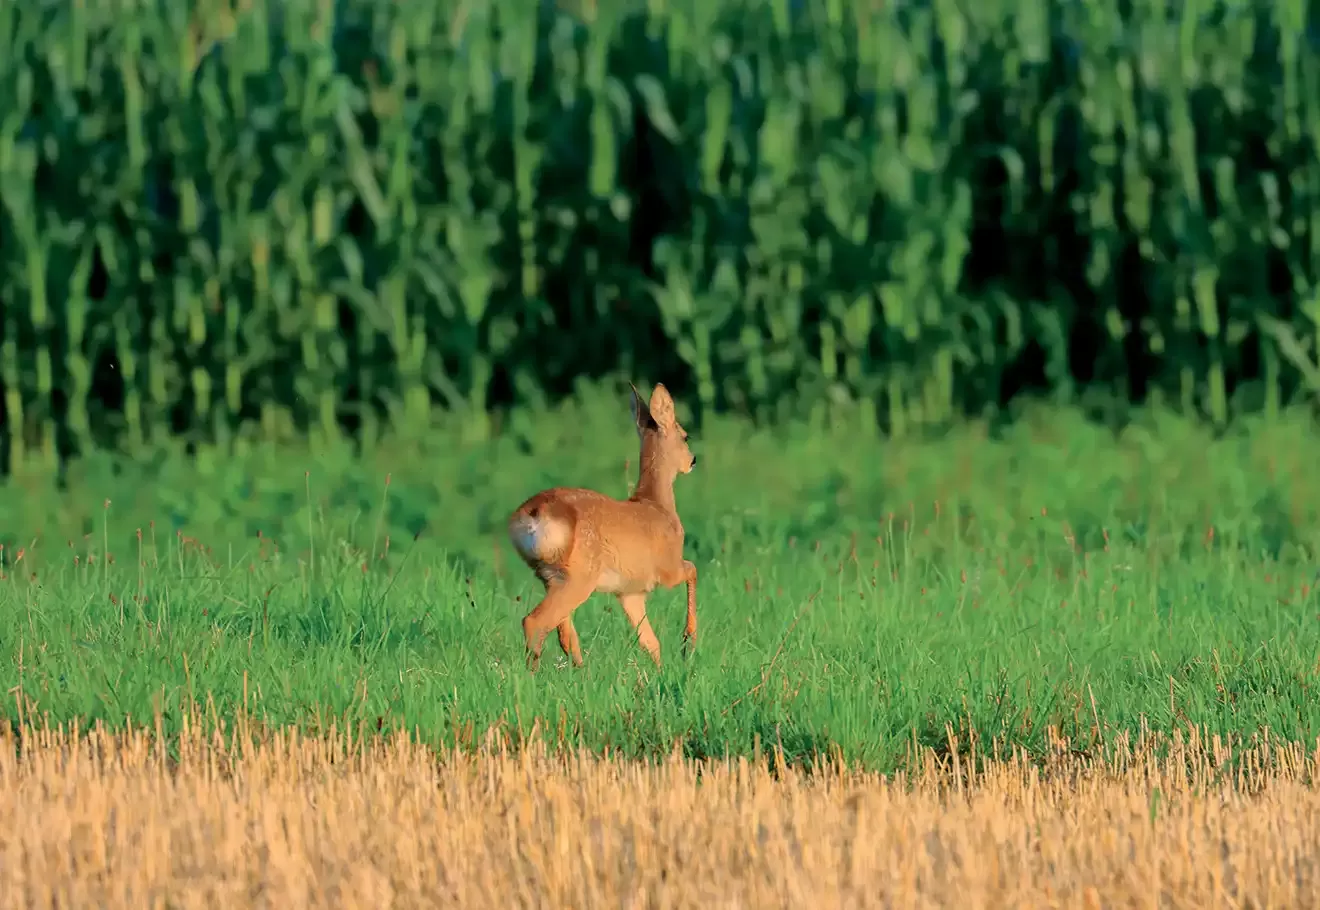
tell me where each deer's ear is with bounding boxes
[631,383,657,435]
[648,383,676,428]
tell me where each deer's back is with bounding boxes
[530,487,684,593]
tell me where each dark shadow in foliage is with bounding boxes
[1251,488,1298,562]
[605,10,700,406]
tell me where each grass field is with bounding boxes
[0,720,1315,907]
[2,388,1318,772]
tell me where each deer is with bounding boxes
[506,382,698,671]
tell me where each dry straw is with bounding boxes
[0,714,1316,908]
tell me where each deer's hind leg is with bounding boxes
[617,593,661,667]
[681,559,698,657]
[523,575,594,671]
[658,558,699,659]
[557,618,584,667]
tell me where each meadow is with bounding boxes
[1,388,1318,772]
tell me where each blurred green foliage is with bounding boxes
[3,0,1320,475]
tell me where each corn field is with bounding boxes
[1,0,1319,474]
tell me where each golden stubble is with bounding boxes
[0,719,1315,909]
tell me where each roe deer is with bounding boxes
[506,382,698,671]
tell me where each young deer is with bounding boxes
[506,382,698,671]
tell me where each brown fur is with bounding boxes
[506,383,698,670]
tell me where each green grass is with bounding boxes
[1,386,1319,771]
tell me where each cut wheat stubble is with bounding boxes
[0,721,1318,908]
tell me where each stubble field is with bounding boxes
[3,720,1318,907]
[1,392,1319,905]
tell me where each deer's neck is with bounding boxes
[630,446,678,514]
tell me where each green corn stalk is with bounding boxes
[447,209,499,442]
[745,34,810,417]
[0,124,54,471]
[27,219,55,470]
[63,245,94,454]
[651,226,724,414]
[505,5,542,301]
[585,4,617,202]
[0,314,20,475]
